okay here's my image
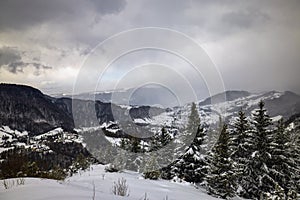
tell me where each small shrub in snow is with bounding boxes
[2,178,25,189]
[105,164,119,173]
[2,179,15,189]
[112,177,129,196]
[140,192,149,200]
[143,170,160,180]
[16,177,25,185]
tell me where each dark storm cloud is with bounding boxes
[0,0,126,31]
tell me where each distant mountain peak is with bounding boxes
[199,90,251,106]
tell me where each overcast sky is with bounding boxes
[0,0,299,98]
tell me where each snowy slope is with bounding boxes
[0,164,218,200]
[146,91,292,130]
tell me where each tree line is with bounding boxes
[161,101,300,199]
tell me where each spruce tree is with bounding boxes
[230,109,253,196]
[129,137,142,153]
[186,102,200,136]
[177,125,208,183]
[294,133,300,195]
[179,102,203,182]
[168,102,207,183]
[243,100,275,198]
[207,124,237,199]
[119,138,130,150]
[269,118,299,198]
[160,127,171,147]
[150,127,172,151]
[231,108,251,159]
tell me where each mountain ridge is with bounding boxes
[1,83,300,135]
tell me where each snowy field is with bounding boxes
[0,164,218,200]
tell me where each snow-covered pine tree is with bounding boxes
[207,124,237,199]
[186,102,200,135]
[269,118,299,198]
[129,137,142,153]
[287,116,300,194]
[243,100,276,198]
[166,102,208,183]
[294,134,300,196]
[150,127,172,151]
[119,138,130,150]
[261,183,285,200]
[178,102,207,183]
[178,125,208,183]
[230,108,253,196]
[231,108,251,159]
[160,127,171,147]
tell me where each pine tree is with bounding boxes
[178,102,203,182]
[129,137,142,153]
[167,157,184,181]
[289,123,300,195]
[167,102,208,183]
[243,100,275,198]
[176,125,208,183]
[231,109,251,159]
[207,124,237,199]
[119,138,129,150]
[160,127,171,147]
[186,102,200,136]
[272,183,285,200]
[269,118,299,197]
[150,127,172,151]
[230,109,253,196]
[293,133,300,195]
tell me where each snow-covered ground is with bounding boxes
[0,164,218,200]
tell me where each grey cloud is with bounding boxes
[32,62,53,76]
[0,47,22,66]
[0,0,126,31]
[7,61,25,73]
[90,0,126,14]
[222,9,269,30]
[31,63,52,70]
[0,46,51,74]
[126,0,271,40]
[0,0,300,96]
[6,61,52,75]
[32,57,40,62]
